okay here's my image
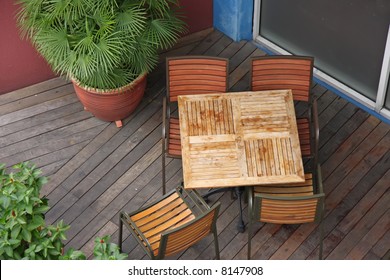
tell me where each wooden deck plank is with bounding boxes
[204,35,233,57]
[0,93,79,126]
[271,168,390,260]
[363,230,390,260]
[0,83,74,116]
[41,122,120,196]
[327,191,390,260]
[188,29,224,55]
[345,209,390,260]
[0,77,68,105]
[45,92,163,199]
[0,30,388,260]
[0,117,105,161]
[291,149,390,259]
[0,110,94,148]
[30,126,107,167]
[39,158,69,177]
[46,110,163,225]
[322,117,386,180]
[0,101,83,136]
[319,108,370,164]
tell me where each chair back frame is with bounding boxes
[157,202,220,259]
[251,55,319,171]
[247,164,325,260]
[162,56,229,194]
[250,55,314,104]
[119,185,221,260]
[163,56,229,158]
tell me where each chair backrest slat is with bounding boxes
[254,195,323,224]
[159,203,220,257]
[251,56,314,102]
[167,56,229,102]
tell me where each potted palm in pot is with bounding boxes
[17,0,186,127]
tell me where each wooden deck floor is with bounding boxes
[0,29,389,260]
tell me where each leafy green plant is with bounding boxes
[0,162,126,260]
[0,162,68,259]
[17,0,186,90]
[60,236,127,260]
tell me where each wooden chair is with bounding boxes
[119,185,221,259]
[251,55,319,169]
[162,56,229,194]
[247,164,325,260]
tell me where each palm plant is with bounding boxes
[17,0,186,90]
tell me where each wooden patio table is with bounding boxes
[178,89,305,230]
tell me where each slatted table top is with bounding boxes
[178,90,305,189]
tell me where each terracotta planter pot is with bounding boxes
[72,73,147,127]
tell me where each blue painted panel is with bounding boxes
[213,0,253,41]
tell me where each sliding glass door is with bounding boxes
[253,0,390,121]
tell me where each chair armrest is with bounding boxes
[177,185,211,213]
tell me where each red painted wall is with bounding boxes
[0,0,212,95]
[180,0,213,34]
[0,0,56,95]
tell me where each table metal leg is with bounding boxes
[202,187,246,233]
[235,187,245,233]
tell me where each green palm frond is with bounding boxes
[73,54,97,80]
[33,27,70,71]
[127,39,158,74]
[145,16,186,49]
[116,7,146,36]
[17,0,186,89]
[141,0,170,13]
[94,32,128,72]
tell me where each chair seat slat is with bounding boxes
[131,193,180,221]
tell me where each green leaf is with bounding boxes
[25,203,33,215]
[35,244,43,253]
[27,215,45,231]
[11,224,21,239]
[16,216,26,225]
[34,205,50,214]
[1,196,11,209]
[4,246,14,258]
[8,239,21,246]
[25,244,36,254]
[21,228,32,242]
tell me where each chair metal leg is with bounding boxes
[161,139,166,195]
[247,187,253,260]
[236,187,245,233]
[205,187,245,232]
[319,220,324,260]
[213,228,220,260]
[119,213,123,252]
